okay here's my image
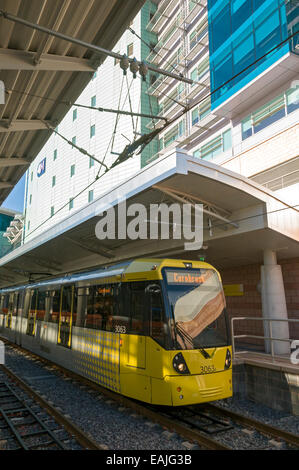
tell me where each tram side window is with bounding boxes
[49,290,60,323]
[60,287,77,325]
[27,290,37,335]
[129,282,148,335]
[86,285,115,331]
[2,295,9,315]
[75,287,87,327]
[28,291,37,318]
[148,284,169,347]
[113,283,130,332]
[17,291,25,316]
[12,293,19,316]
[36,290,47,321]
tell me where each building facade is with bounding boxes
[20,0,299,344]
[145,0,299,347]
[23,1,159,243]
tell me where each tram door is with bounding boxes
[58,286,76,348]
[27,290,37,336]
[6,293,14,329]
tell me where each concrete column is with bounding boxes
[261,250,290,355]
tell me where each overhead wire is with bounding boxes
[14,29,299,240]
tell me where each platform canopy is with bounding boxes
[0,0,145,204]
[0,149,298,287]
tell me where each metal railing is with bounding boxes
[231,316,299,360]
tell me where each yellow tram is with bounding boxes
[0,258,232,405]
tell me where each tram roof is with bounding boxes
[0,0,145,205]
[0,149,298,288]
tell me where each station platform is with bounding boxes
[232,351,299,416]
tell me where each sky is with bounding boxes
[1,174,26,213]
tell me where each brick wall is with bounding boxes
[221,257,299,350]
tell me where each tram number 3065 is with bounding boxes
[200,365,216,374]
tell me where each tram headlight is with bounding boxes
[173,352,190,375]
[224,349,231,369]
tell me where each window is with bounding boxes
[223,129,232,151]
[127,43,134,56]
[90,124,95,138]
[89,157,95,168]
[69,198,74,210]
[231,0,252,34]
[254,7,281,62]
[200,135,222,160]
[36,290,46,321]
[193,129,232,160]
[88,190,94,203]
[91,95,96,107]
[50,206,54,217]
[52,175,56,187]
[286,87,299,114]
[72,136,76,148]
[73,108,77,121]
[192,108,199,126]
[27,221,30,230]
[210,3,231,52]
[27,290,37,335]
[92,72,97,80]
[150,74,156,86]
[31,172,33,181]
[29,194,32,204]
[85,284,118,331]
[59,286,77,346]
[163,121,185,148]
[49,290,60,323]
[70,164,75,177]
[241,87,298,140]
[189,18,208,50]
[54,149,57,160]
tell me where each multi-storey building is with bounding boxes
[23,1,159,243]
[16,0,299,334]
[146,0,299,344]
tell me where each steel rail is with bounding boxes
[0,337,229,450]
[205,404,299,449]
[0,363,104,450]
[0,379,67,450]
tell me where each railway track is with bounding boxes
[204,403,299,449]
[0,363,104,450]
[1,336,299,451]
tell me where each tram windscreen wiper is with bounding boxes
[175,322,210,359]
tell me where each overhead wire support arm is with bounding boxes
[73,103,167,122]
[0,9,193,85]
[43,122,109,171]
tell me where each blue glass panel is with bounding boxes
[233,28,255,79]
[211,4,231,52]
[231,0,252,33]
[253,0,266,10]
[255,10,281,60]
[213,52,233,90]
